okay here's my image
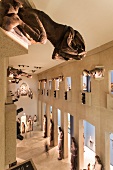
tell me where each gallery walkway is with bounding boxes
[16,125,70,170]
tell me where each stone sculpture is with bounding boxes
[49,119,54,146]
[58,127,63,160]
[0,0,86,61]
[71,137,78,170]
[43,115,47,138]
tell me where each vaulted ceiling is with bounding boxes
[9,0,113,74]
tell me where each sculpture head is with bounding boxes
[58,127,62,132]
[44,115,47,118]
[95,155,102,164]
[50,119,52,123]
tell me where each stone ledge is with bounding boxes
[0,27,28,58]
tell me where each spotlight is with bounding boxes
[13,99,18,102]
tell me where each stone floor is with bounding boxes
[17,125,113,170]
[16,125,70,170]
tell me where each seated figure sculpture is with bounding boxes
[0,0,86,61]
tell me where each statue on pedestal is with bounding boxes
[33,115,37,122]
[70,137,78,170]
[21,122,25,133]
[49,119,54,147]
[58,127,63,160]
[43,115,47,138]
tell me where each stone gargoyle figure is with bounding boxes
[0,0,86,61]
[83,67,104,78]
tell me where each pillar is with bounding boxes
[99,131,110,170]
[104,132,110,170]
[95,124,101,156]
[46,104,50,137]
[38,100,42,126]
[5,103,16,165]
[0,26,28,169]
[0,57,6,169]
[41,102,45,131]
[61,111,68,158]
[52,107,58,146]
[79,119,84,170]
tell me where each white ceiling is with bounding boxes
[9,0,113,74]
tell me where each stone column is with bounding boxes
[46,104,50,137]
[38,100,42,126]
[61,111,68,158]
[79,119,84,170]
[41,102,44,131]
[95,124,100,155]
[52,107,58,146]
[72,112,80,170]
[104,132,110,170]
[5,103,16,165]
[99,131,110,170]
[0,26,28,169]
[0,57,6,169]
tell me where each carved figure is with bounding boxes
[43,115,47,138]
[58,127,63,160]
[33,115,37,122]
[70,137,78,170]
[0,0,86,61]
[49,119,54,146]
[93,155,104,170]
[21,122,25,133]
[83,67,104,78]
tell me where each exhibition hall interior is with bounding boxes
[0,0,113,170]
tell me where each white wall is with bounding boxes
[9,75,38,119]
[84,120,95,152]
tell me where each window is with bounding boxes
[65,77,71,91]
[49,80,52,90]
[82,74,91,92]
[55,79,59,90]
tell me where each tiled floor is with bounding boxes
[16,125,70,170]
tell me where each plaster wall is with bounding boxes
[9,75,38,119]
[84,120,95,152]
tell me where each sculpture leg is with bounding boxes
[18,9,47,44]
[1,13,40,42]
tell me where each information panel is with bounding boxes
[7,159,37,170]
